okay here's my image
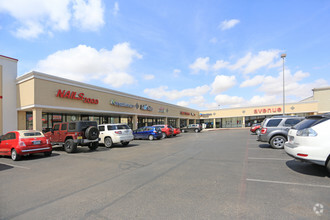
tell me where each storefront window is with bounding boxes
[168,118,177,128]
[222,117,243,128]
[216,118,221,128]
[26,112,33,130]
[180,119,187,128]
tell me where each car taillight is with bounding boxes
[261,128,267,134]
[19,141,26,147]
[115,131,122,134]
[296,128,317,137]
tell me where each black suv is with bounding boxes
[257,116,304,149]
[45,121,100,153]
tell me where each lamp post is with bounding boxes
[281,53,286,115]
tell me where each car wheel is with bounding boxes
[11,149,21,161]
[326,156,330,174]
[44,151,52,157]
[104,137,113,148]
[194,129,199,133]
[255,129,261,135]
[88,142,98,151]
[122,142,129,146]
[270,135,286,149]
[162,132,166,139]
[85,126,99,140]
[64,139,77,153]
[148,135,154,141]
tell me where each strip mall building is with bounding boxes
[1,55,330,135]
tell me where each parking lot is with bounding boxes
[0,129,329,219]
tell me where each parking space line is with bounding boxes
[248,157,288,161]
[246,178,330,189]
[0,162,30,169]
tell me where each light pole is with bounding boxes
[281,53,286,115]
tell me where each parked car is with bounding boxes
[98,124,134,148]
[257,116,305,149]
[250,123,261,135]
[45,121,99,153]
[285,113,330,173]
[0,130,52,161]
[152,124,174,138]
[173,127,181,136]
[133,126,162,140]
[181,124,202,133]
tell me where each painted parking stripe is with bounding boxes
[0,162,30,169]
[247,178,330,189]
[248,157,289,161]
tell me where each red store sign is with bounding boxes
[56,89,99,104]
[254,107,282,114]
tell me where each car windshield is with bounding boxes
[294,117,330,130]
[20,131,44,138]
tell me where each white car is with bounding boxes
[284,113,330,173]
[98,124,134,148]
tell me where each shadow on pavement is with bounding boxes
[286,160,329,177]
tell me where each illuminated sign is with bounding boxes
[254,107,282,114]
[56,89,99,104]
[110,100,134,108]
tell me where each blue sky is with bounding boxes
[1,0,329,110]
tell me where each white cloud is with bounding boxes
[240,75,266,88]
[73,0,105,31]
[213,60,229,70]
[0,0,105,39]
[143,74,155,80]
[144,85,210,100]
[36,43,142,88]
[215,94,245,106]
[189,57,210,73]
[247,95,279,106]
[219,19,240,30]
[113,2,119,16]
[176,100,189,107]
[211,75,236,94]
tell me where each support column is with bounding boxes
[17,111,26,130]
[164,117,168,125]
[32,108,42,131]
[213,118,216,128]
[242,117,245,128]
[176,118,180,128]
[133,115,138,130]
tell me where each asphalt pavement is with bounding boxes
[0,129,329,219]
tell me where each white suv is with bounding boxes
[284,113,330,173]
[98,124,134,148]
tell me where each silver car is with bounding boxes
[98,124,134,148]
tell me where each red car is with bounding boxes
[153,125,174,138]
[173,128,181,136]
[0,130,52,161]
[250,124,261,135]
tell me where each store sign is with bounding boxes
[254,107,282,114]
[159,107,168,113]
[180,111,190,115]
[56,89,99,104]
[200,113,212,117]
[140,104,153,111]
[110,100,134,108]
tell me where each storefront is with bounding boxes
[199,101,321,129]
[1,54,330,134]
[15,71,200,132]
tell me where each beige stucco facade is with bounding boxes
[1,54,330,134]
[16,71,200,131]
